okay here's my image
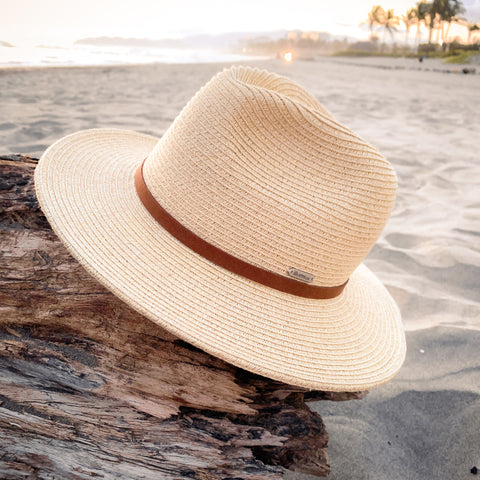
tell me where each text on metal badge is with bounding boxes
[287,267,314,283]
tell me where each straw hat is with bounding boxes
[34,65,406,392]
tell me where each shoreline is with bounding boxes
[1,53,478,74]
[0,57,267,73]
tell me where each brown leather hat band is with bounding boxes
[134,160,348,299]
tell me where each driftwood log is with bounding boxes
[0,155,366,479]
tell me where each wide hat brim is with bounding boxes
[34,128,406,392]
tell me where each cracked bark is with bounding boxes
[0,155,366,480]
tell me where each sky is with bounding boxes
[2,0,480,47]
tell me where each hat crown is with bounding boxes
[143,66,396,288]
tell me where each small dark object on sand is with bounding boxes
[471,466,478,475]
[462,67,476,74]
[418,56,424,63]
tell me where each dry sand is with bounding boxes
[1,57,479,479]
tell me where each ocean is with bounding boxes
[0,43,260,67]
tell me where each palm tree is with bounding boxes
[422,0,465,44]
[425,2,438,43]
[364,5,386,40]
[416,1,431,43]
[417,0,445,43]
[402,7,418,46]
[437,0,465,43]
[468,23,480,44]
[414,5,424,44]
[380,9,400,43]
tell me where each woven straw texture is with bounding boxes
[34,66,406,391]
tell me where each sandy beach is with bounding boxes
[1,57,479,479]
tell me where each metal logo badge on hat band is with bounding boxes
[135,159,348,300]
[287,267,314,283]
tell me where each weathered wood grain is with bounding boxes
[0,155,366,479]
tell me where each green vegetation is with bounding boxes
[443,51,478,62]
[346,0,480,61]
